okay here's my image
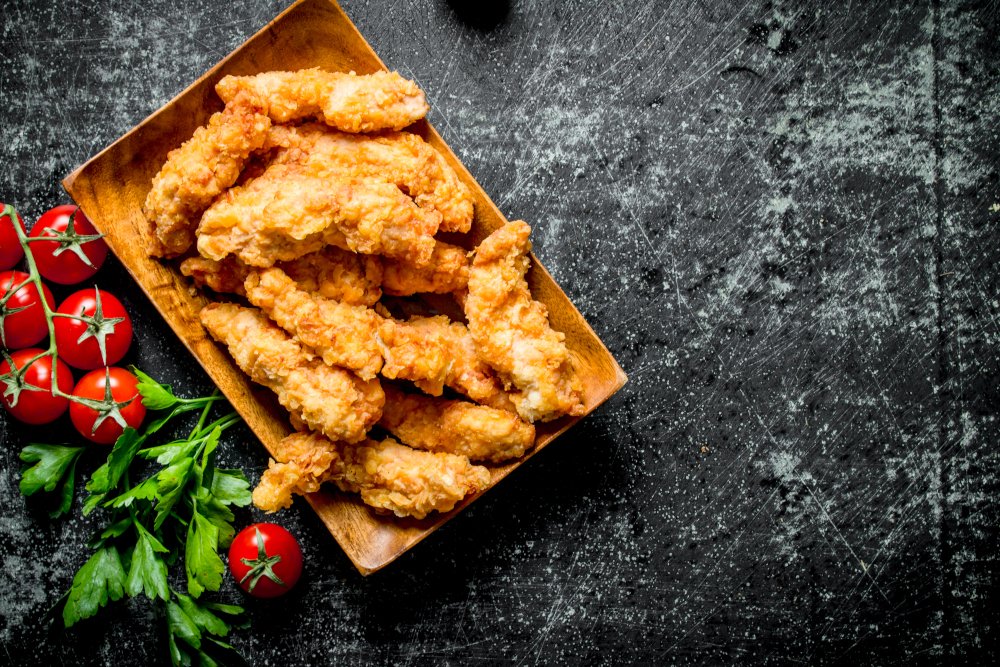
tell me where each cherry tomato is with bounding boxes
[29,205,107,285]
[0,204,26,270]
[0,348,74,424]
[0,270,55,349]
[228,523,303,598]
[53,288,133,370]
[69,367,145,444]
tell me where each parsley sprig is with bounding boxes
[19,369,252,666]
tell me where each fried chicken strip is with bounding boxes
[244,268,383,380]
[380,385,534,463]
[278,246,382,306]
[215,68,428,133]
[381,241,470,296]
[253,431,490,518]
[144,91,271,257]
[252,431,340,512]
[378,314,511,408]
[465,221,585,422]
[179,256,250,296]
[180,248,382,306]
[196,162,439,267]
[200,303,383,442]
[265,124,473,232]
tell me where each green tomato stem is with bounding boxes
[6,204,69,399]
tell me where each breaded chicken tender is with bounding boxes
[380,385,534,463]
[253,431,490,518]
[465,221,585,422]
[252,433,339,512]
[378,314,510,407]
[244,268,383,380]
[196,162,440,267]
[381,241,470,296]
[266,124,473,232]
[199,303,383,442]
[144,91,270,257]
[278,246,382,306]
[180,248,382,306]
[215,68,428,133]
[180,256,250,296]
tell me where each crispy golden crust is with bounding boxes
[377,314,511,407]
[195,162,439,267]
[333,434,490,519]
[278,246,383,306]
[199,303,383,442]
[465,221,584,422]
[381,241,470,296]
[244,268,383,380]
[254,431,490,519]
[252,434,340,512]
[180,249,382,306]
[266,124,473,232]
[380,385,535,463]
[179,256,250,296]
[144,91,271,257]
[215,68,428,133]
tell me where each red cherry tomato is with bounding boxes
[0,270,55,349]
[0,348,74,424]
[69,367,145,444]
[53,288,133,370]
[0,204,26,270]
[228,523,303,598]
[29,205,108,285]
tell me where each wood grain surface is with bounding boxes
[63,0,626,574]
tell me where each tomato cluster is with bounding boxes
[1,203,143,443]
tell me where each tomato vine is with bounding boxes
[0,203,125,418]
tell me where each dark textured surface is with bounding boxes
[2,0,999,664]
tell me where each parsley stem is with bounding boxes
[189,393,218,438]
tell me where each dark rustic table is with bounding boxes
[2,0,998,664]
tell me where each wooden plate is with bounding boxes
[62,0,627,575]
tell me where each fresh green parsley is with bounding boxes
[19,369,251,666]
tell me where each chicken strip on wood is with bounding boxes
[179,256,250,296]
[381,241,469,296]
[265,123,473,232]
[144,91,271,257]
[244,268,383,380]
[180,248,382,306]
[200,303,383,443]
[278,246,382,306]
[215,68,428,133]
[251,430,339,512]
[380,385,534,463]
[196,163,439,267]
[378,314,511,409]
[253,431,490,518]
[465,221,585,422]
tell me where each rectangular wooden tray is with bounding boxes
[62,0,626,574]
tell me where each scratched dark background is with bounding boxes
[1,0,998,664]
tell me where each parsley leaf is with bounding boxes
[126,524,169,601]
[63,545,126,627]
[167,593,245,667]
[132,367,179,410]
[185,510,224,599]
[19,444,85,518]
[210,469,252,508]
[106,476,159,508]
[154,457,195,531]
[84,428,142,514]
